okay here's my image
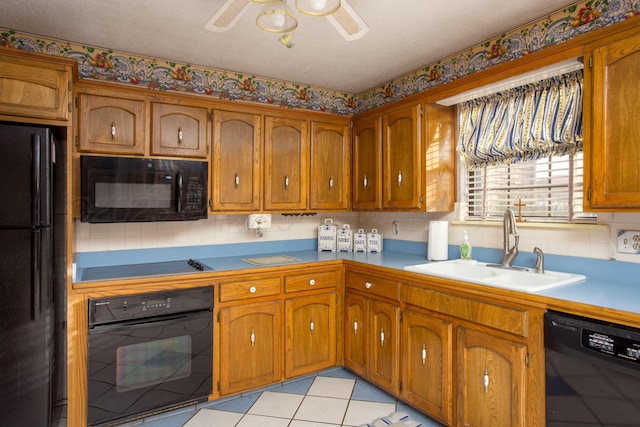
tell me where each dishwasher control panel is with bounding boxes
[582,328,640,364]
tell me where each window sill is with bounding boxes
[451,220,609,230]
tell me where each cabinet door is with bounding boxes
[151,102,208,158]
[212,110,261,211]
[219,301,281,395]
[77,94,146,155]
[401,310,453,426]
[352,117,382,210]
[264,116,309,211]
[383,104,423,210]
[344,293,368,377]
[369,299,399,394]
[0,51,71,121]
[457,327,527,427]
[310,121,350,210]
[587,32,640,209]
[285,293,336,378]
[424,103,456,212]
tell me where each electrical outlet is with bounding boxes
[392,221,400,235]
[617,230,640,254]
[247,214,272,229]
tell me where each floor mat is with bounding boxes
[359,411,425,427]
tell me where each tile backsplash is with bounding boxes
[74,208,640,264]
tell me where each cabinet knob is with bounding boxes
[310,319,315,334]
[421,344,427,365]
[250,328,255,347]
[235,173,240,188]
[353,319,358,334]
[178,127,183,144]
[365,282,372,289]
[397,170,403,186]
[249,286,257,293]
[309,279,315,286]
[483,368,489,392]
[380,328,385,346]
[110,123,116,139]
[284,175,289,189]
[363,174,368,189]
[329,177,333,190]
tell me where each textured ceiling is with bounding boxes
[0,0,580,93]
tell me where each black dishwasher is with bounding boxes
[545,310,640,426]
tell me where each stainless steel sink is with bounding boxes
[404,259,585,293]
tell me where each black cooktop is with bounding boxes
[81,259,213,281]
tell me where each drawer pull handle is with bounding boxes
[250,328,255,347]
[365,282,372,289]
[398,170,403,186]
[309,279,315,286]
[483,368,489,392]
[178,127,183,144]
[363,174,368,189]
[380,328,385,346]
[111,123,116,139]
[235,173,240,188]
[353,319,358,334]
[421,344,427,365]
[284,175,289,189]
[329,177,333,190]
[249,286,257,293]
[310,319,315,334]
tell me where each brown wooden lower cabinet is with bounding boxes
[401,310,453,426]
[457,326,527,426]
[219,300,282,395]
[285,293,337,378]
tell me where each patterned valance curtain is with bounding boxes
[458,70,583,169]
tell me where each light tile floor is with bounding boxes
[102,368,445,427]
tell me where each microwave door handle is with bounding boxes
[176,172,183,213]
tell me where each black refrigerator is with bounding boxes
[0,123,55,426]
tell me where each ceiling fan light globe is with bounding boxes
[296,0,340,16]
[256,3,299,33]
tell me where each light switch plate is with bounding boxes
[617,230,640,254]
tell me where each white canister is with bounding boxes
[337,224,353,252]
[367,229,383,253]
[353,228,367,252]
[317,219,337,252]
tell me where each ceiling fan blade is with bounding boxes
[326,0,369,41]
[205,0,251,32]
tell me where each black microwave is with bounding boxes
[80,156,208,223]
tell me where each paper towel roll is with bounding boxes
[428,221,448,260]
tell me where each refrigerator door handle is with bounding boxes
[32,229,41,320]
[32,133,41,225]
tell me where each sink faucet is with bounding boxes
[534,247,545,274]
[502,208,519,268]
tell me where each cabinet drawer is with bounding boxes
[285,270,337,293]
[345,271,400,301]
[219,277,281,302]
[403,284,528,337]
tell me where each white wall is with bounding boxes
[74,208,640,264]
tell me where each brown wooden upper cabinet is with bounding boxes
[263,115,309,211]
[352,116,383,210]
[383,103,423,210]
[77,93,146,155]
[424,103,456,212]
[310,121,351,210]
[211,110,261,212]
[585,26,640,210]
[0,48,74,123]
[151,102,208,158]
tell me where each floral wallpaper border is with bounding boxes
[1,0,637,116]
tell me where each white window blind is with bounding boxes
[466,152,596,223]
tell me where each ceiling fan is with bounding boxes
[205,0,369,42]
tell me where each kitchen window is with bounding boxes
[457,69,595,223]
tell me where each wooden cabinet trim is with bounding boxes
[403,284,528,337]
